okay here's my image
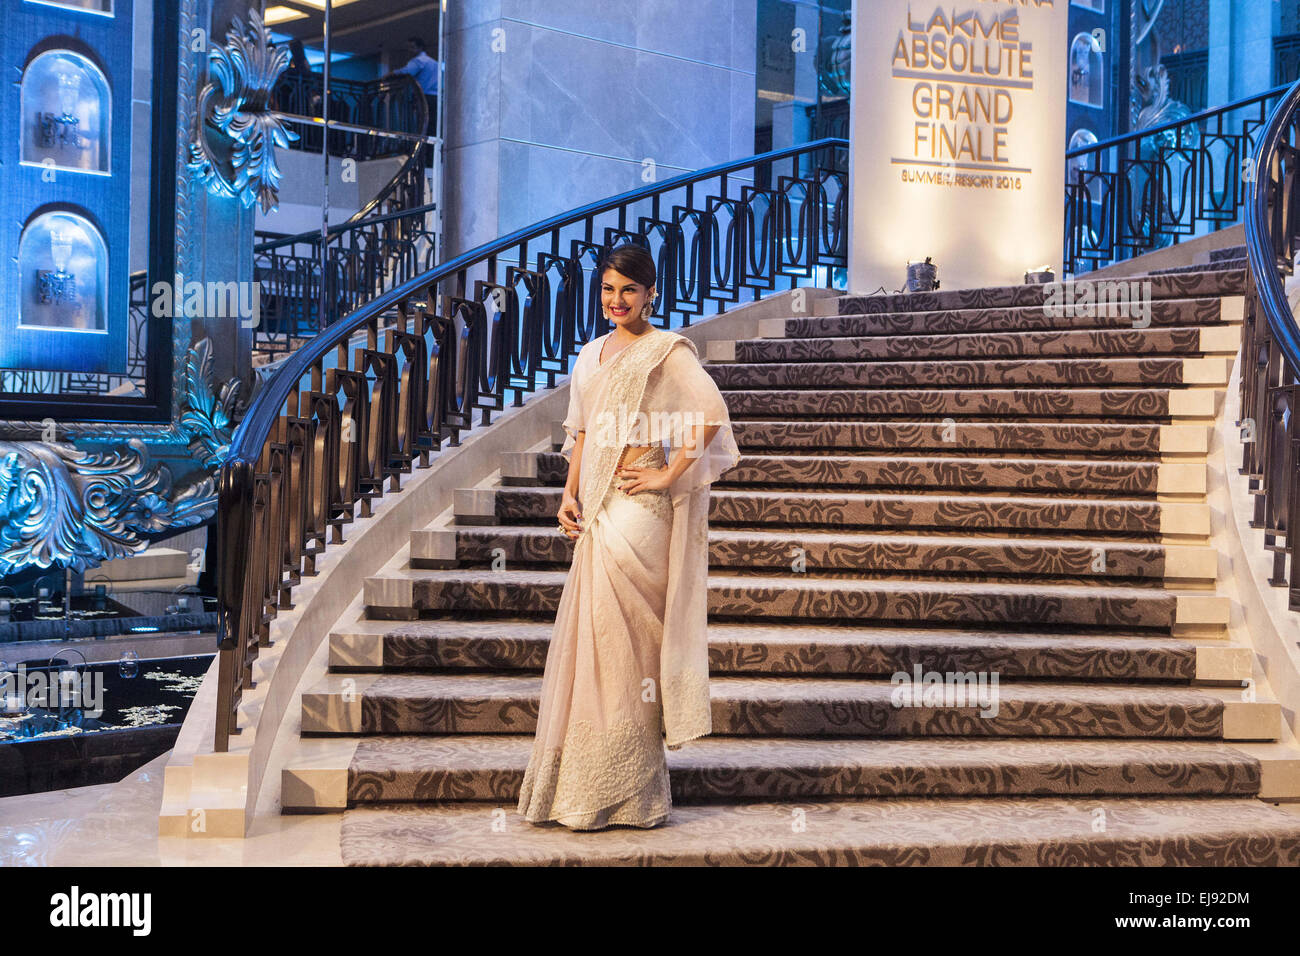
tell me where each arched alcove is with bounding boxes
[1067,128,1100,182]
[20,48,111,174]
[17,209,108,332]
[1068,33,1105,107]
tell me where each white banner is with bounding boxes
[848,0,1069,293]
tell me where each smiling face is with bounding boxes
[601,268,655,329]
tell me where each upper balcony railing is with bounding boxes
[1065,83,1290,274]
[252,75,435,358]
[211,138,848,750]
[270,72,428,162]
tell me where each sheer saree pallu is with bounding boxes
[516,328,740,829]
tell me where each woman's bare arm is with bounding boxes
[558,430,586,538]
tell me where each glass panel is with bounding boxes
[17,210,108,333]
[20,50,111,174]
[1069,33,1105,107]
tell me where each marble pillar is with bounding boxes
[443,0,757,260]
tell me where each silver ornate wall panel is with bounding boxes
[188,8,298,214]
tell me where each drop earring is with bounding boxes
[640,292,658,321]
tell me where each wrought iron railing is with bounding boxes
[252,77,433,356]
[1065,83,1290,274]
[251,202,438,356]
[1239,78,1300,607]
[1161,50,1209,115]
[211,138,849,750]
[271,72,428,160]
[1275,33,1300,88]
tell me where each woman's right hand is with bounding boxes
[558,489,582,538]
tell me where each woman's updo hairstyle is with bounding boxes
[598,242,657,291]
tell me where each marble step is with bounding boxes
[283,737,1300,810]
[766,297,1235,339]
[833,269,1244,315]
[520,451,1206,496]
[717,325,1240,365]
[725,419,1208,454]
[420,525,1217,582]
[363,568,1228,632]
[712,387,1216,421]
[301,673,1275,739]
[467,486,1207,537]
[329,619,1250,682]
[1209,245,1248,262]
[1153,257,1249,275]
[337,795,1300,866]
[705,355,1230,390]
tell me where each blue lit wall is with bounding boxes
[0,0,133,375]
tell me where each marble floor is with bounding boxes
[0,751,343,866]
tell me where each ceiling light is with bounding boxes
[291,0,364,9]
[264,5,308,25]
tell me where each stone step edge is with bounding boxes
[449,487,1213,535]
[298,674,1274,740]
[702,355,1232,387]
[280,737,1300,811]
[328,627,1250,681]
[510,449,1210,496]
[710,323,1241,357]
[410,527,1219,581]
[759,296,1244,334]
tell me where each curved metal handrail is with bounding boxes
[1245,79,1300,370]
[228,138,848,469]
[211,137,849,749]
[1239,77,1300,608]
[262,74,429,245]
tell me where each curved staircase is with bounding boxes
[280,263,1300,865]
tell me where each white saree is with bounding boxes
[516,327,740,829]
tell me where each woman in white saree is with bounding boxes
[516,244,740,830]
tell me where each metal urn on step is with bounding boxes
[905,257,939,293]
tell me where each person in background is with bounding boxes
[383,35,439,160]
[280,38,320,148]
[286,37,312,79]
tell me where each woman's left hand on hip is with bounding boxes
[616,464,671,493]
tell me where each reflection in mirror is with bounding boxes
[20,49,111,174]
[18,210,108,332]
[1068,33,1104,107]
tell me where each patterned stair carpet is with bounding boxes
[281,264,1300,865]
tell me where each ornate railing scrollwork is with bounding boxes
[251,75,432,357]
[212,139,848,750]
[1240,78,1300,607]
[1066,83,1291,274]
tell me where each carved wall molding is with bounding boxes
[187,7,299,215]
[0,438,216,577]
